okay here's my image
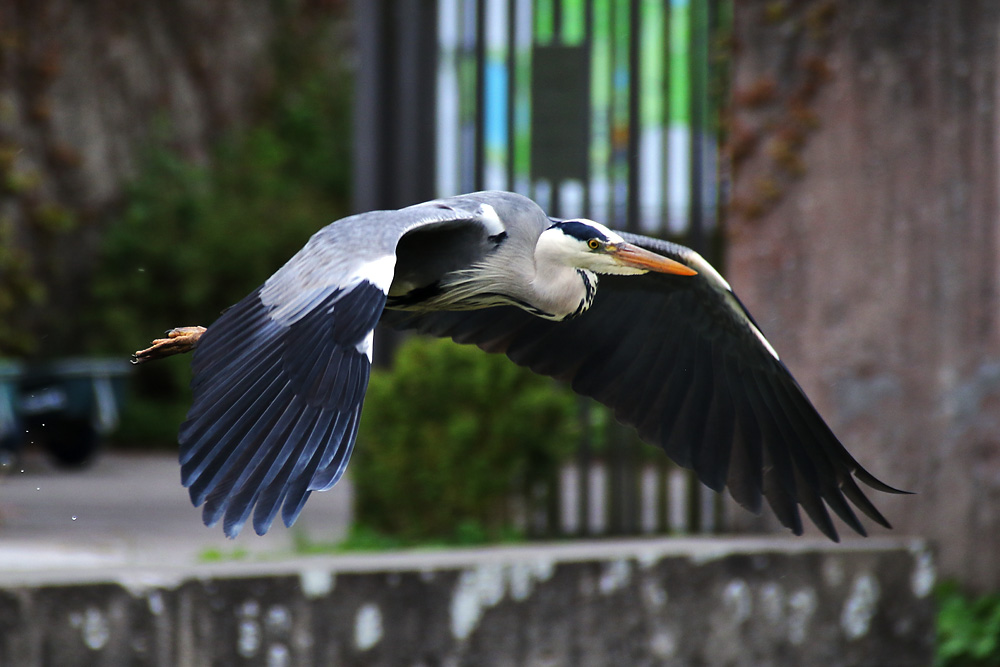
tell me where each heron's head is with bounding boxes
[540,219,697,277]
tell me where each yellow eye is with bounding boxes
[587,238,601,250]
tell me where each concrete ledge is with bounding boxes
[0,537,935,666]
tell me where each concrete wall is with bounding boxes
[728,0,1000,590]
[0,538,934,666]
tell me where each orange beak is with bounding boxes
[610,243,698,276]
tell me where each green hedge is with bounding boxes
[351,337,581,544]
[936,580,1000,666]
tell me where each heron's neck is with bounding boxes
[529,253,598,321]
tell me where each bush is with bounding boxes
[936,580,1000,666]
[352,337,581,544]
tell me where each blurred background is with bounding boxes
[1,0,999,656]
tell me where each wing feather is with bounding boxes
[381,232,905,538]
[178,193,531,537]
[180,283,383,537]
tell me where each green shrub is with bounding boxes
[936,580,1000,666]
[352,337,581,544]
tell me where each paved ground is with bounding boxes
[0,448,353,571]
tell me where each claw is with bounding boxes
[132,326,207,364]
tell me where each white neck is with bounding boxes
[528,230,597,319]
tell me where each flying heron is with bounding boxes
[134,190,905,540]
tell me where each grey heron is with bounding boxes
[133,190,905,540]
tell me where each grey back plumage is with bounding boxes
[260,191,544,323]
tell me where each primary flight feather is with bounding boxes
[133,191,905,539]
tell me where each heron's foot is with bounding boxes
[131,326,207,364]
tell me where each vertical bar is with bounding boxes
[577,399,592,536]
[572,0,594,520]
[560,0,597,536]
[460,0,478,193]
[714,482,726,534]
[437,0,462,196]
[561,0,586,44]
[606,424,621,535]
[660,0,672,235]
[657,459,670,533]
[393,0,439,206]
[483,0,508,191]
[703,0,726,249]
[513,0,533,194]
[668,467,688,532]
[688,0,707,253]
[604,0,622,533]
[638,0,665,233]
[589,0,611,223]
[583,0,594,218]
[394,0,417,205]
[667,0,689,234]
[686,466,701,532]
[352,0,387,213]
[610,0,629,229]
[607,0,642,535]
[626,0,640,232]
[506,0,518,188]
[536,0,554,44]
[546,463,561,536]
[474,0,486,191]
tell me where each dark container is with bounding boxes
[19,358,131,467]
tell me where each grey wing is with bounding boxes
[179,195,513,538]
[381,232,906,541]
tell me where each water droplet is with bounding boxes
[71,515,78,521]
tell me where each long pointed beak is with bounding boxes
[610,243,698,276]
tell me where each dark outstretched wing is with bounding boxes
[381,233,906,541]
[178,191,539,537]
[179,283,381,538]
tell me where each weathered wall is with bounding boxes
[0,538,934,666]
[728,1,1000,589]
[0,0,344,353]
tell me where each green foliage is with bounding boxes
[0,215,45,355]
[936,581,1000,666]
[198,545,250,563]
[112,355,192,448]
[85,17,352,447]
[351,337,580,544]
[88,73,352,355]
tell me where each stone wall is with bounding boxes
[0,538,934,666]
[0,0,345,353]
[728,0,1000,590]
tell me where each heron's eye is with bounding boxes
[587,238,601,250]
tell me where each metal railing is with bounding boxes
[354,0,730,538]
